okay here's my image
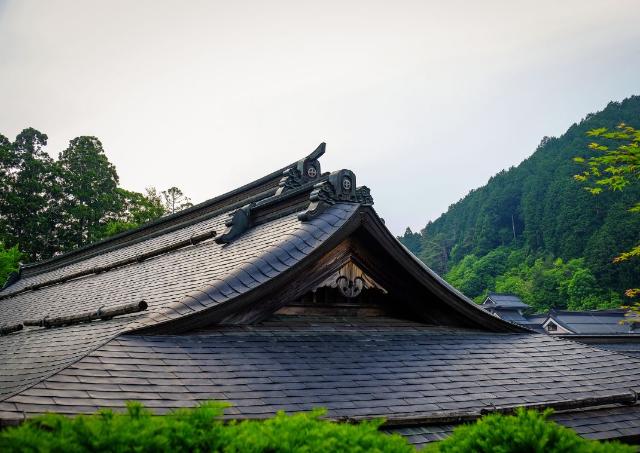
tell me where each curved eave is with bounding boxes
[358,207,529,333]
[131,204,528,335]
[128,203,363,334]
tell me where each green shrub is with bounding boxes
[0,402,413,453]
[424,409,634,453]
[0,404,634,452]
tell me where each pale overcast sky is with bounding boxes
[1,0,639,234]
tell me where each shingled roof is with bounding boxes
[483,293,530,310]
[1,145,640,445]
[544,310,640,335]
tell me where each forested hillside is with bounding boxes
[399,96,640,313]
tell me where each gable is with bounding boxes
[0,145,523,404]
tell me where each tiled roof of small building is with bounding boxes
[547,310,639,335]
[483,293,529,309]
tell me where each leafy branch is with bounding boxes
[574,123,640,315]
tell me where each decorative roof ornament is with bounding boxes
[299,170,374,222]
[215,203,254,244]
[214,144,374,242]
[275,143,326,195]
[336,276,364,298]
[356,186,374,206]
[314,261,386,298]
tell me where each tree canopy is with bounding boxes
[0,128,193,283]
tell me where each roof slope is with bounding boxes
[1,145,534,403]
[483,293,529,309]
[390,404,640,448]
[548,310,638,335]
[1,318,639,423]
[0,174,359,400]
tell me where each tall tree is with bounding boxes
[161,187,193,214]
[0,242,21,288]
[57,136,120,248]
[98,187,166,239]
[0,128,61,260]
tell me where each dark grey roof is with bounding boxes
[0,146,521,404]
[385,424,455,447]
[1,318,639,423]
[548,310,638,335]
[483,293,529,309]
[0,203,358,400]
[389,405,640,448]
[525,314,548,325]
[482,306,544,331]
[552,405,640,441]
[589,342,640,358]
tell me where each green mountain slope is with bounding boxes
[400,96,640,312]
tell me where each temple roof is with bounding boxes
[0,144,517,402]
[1,144,639,445]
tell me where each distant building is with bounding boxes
[543,309,640,358]
[481,296,640,359]
[543,309,639,335]
[481,293,544,330]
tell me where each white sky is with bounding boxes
[1,0,639,234]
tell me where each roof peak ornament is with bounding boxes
[299,169,373,222]
[276,142,326,195]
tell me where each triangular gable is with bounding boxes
[0,144,522,402]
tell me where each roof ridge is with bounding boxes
[11,144,327,283]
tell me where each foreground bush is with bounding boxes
[0,403,633,452]
[425,408,633,453]
[0,402,413,452]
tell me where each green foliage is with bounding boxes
[223,410,412,452]
[399,96,640,310]
[0,242,21,287]
[400,227,422,255]
[96,188,167,241]
[0,128,192,264]
[162,186,193,214]
[57,136,121,247]
[0,403,414,453]
[2,404,631,453]
[574,122,640,312]
[0,128,62,260]
[425,409,633,453]
[444,245,619,312]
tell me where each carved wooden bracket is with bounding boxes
[315,261,386,298]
